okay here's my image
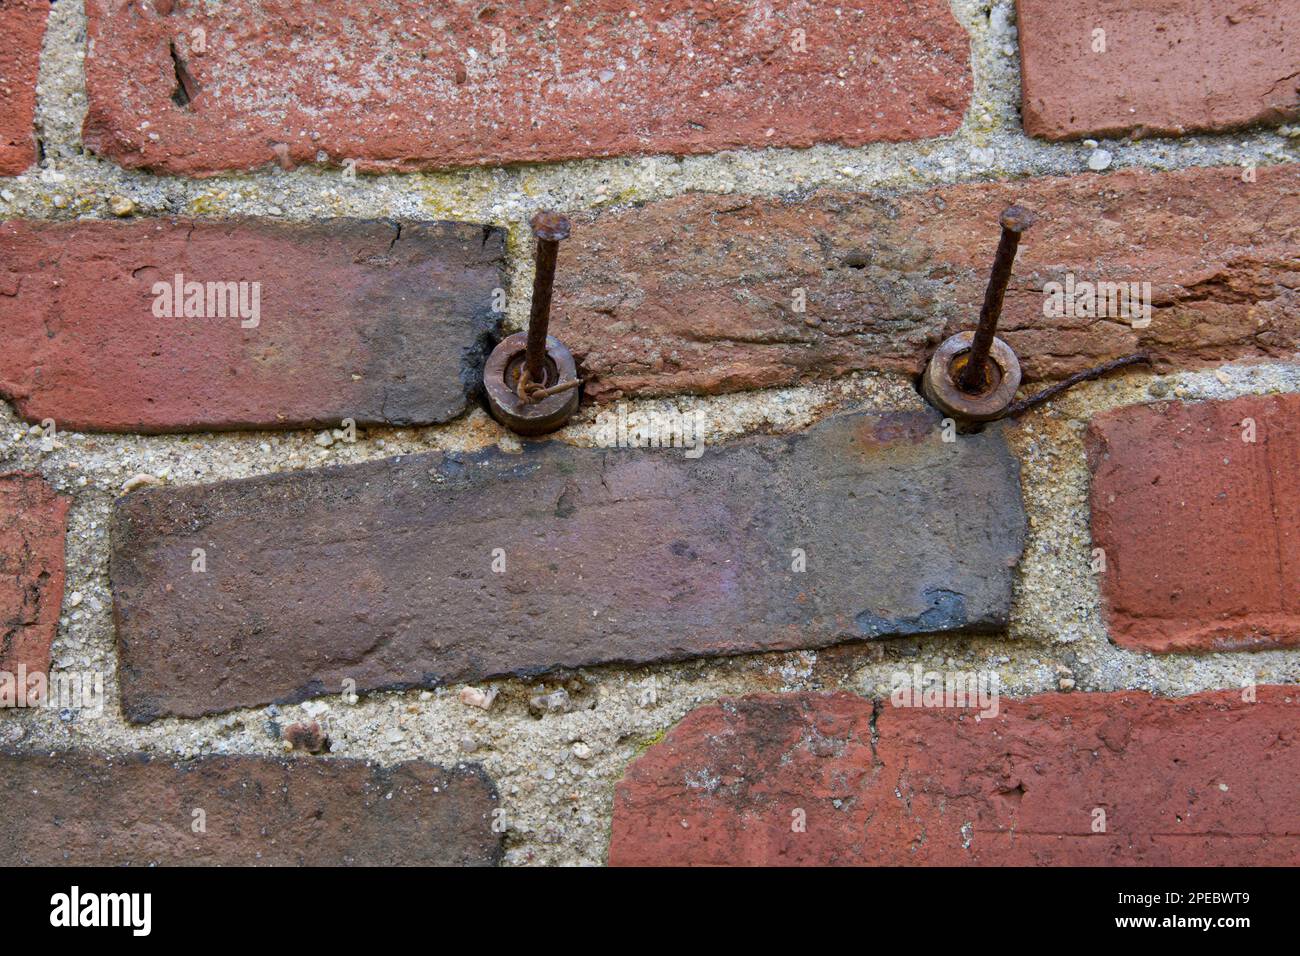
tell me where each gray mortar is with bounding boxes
[1,0,1298,865]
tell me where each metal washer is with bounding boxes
[483,332,580,436]
[922,331,1021,422]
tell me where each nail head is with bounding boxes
[999,205,1038,234]
[531,211,571,242]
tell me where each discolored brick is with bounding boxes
[110,409,1025,721]
[554,164,1300,402]
[0,750,502,865]
[0,473,69,682]
[0,218,504,432]
[0,0,48,175]
[609,687,1300,866]
[82,0,971,176]
[1087,394,1300,653]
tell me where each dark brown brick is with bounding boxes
[1017,0,1300,140]
[82,0,971,176]
[610,687,1300,865]
[554,164,1300,402]
[1087,395,1300,653]
[0,472,69,682]
[0,218,504,432]
[0,0,48,175]
[110,409,1025,721]
[0,750,502,865]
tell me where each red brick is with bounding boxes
[0,218,504,432]
[610,688,1300,866]
[1087,395,1300,653]
[81,0,971,176]
[1017,0,1300,140]
[109,410,1025,722]
[556,164,1300,402]
[0,0,47,175]
[0,473,69,682]
[0,750,502,865]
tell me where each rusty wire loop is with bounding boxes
[997,352,1151,420]
[516,371,583,404]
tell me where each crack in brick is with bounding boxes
[168,41,199,108]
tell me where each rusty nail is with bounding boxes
[923,205,1152,423]
[524,210,571,387]
[482,210,581,436]
[957,205,1037,395]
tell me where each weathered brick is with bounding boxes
[0,750,502,865]
[1087,395,1300,653]
[82,0,971,176]
[610,687,1300,866]
[1017,0,1300,141]
[0,0,48,175]
[0,473,69,681]
[110,409,1025,722]
[557,164,1300,402]
[0,219,504,432]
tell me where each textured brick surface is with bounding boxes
[0,219,504,432]
[1017,0,1300,140]
[0,473,69,680]
[0,0,48,175]
[82,0,971,176]
[1087,395,1300,653]
[610,688,1300,866]
[110,409,1025,722]
[0,750,502,865]
[556,164,1300,402]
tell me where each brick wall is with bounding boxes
[0,0,1297,867]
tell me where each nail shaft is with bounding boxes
[958,205,1037,395]
[525,211,571,385]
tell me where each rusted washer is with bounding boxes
[483,331,580,436]
[922,330,1021,422]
